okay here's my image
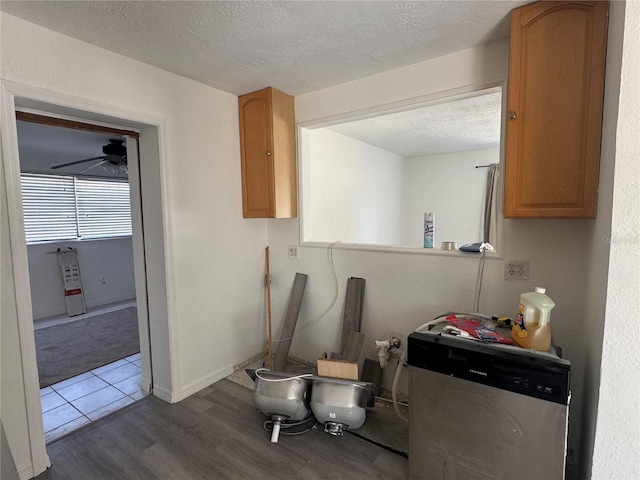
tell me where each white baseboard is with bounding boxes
[152,384,173,403]
[140,375,152,393]
[171,364,234,403]
[232,351,266,371]
[33,296,136,321]
[18,462,34,480]
[33,306,73,321]
[85,296,136,310]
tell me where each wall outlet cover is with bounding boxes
[504,260,529,281]
[287,245,300,260]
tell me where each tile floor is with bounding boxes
[40,352,147,444]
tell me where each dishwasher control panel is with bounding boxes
[408,331,570,405]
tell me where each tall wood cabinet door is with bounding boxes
[504,1,608,218]
[238,87,296,218]
[239,89,275,218]
[270,88,297,219]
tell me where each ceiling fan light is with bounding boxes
[101,162,120,174]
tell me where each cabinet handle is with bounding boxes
[508,111,517,119]
[266,151,272,156]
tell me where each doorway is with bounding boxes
[1,80,173,476]
[16,115,148,442]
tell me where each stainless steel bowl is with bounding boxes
[310,378,371,435]
[252,369,312,421]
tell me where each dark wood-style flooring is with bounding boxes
[35,378,408,479]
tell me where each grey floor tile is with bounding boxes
[40,391,68,413]
[95,362,141,384]
[86,396,136,422]
[91,359,129,376]
[372,450,410,480]
[43,403,84,432]
[55,375,110,402]
[128,389,148,401]
[112,372,146,397]
[70,386,127,415]
[50,371,94,391]
[40,386,53,396]
[125,352,141,362]
[137,443,207,480]
[45,415,91,444]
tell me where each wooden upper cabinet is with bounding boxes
[504,1,608,218]
[238,87,297,218]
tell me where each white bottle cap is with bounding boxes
[535,287,546,294]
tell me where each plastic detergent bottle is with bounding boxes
[511,287,555,351]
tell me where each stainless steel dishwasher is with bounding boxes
[407,322,571,480]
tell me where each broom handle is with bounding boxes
[265,247,274,370]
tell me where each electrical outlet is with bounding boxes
[504,260,529,281]
[287,245,300,260]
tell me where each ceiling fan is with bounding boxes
[51,138,128,174]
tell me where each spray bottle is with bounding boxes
[511,287,555,351]
[423,212,434,248]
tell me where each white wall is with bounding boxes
[304,123,497,248]
[0,4,634,479]
[402,148,499,247]
[267,38,617,477]
[591,1,640,479]
[306,128,404,245]
[27,238,135,319]
[1,13,268,477]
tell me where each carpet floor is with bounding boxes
[35,306,140,388]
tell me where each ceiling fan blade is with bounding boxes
[51,156,106,170]
[78,160,107,174]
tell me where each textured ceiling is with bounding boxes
[4,1,527,165]
[1,0,529,96]
[328,89,502,157]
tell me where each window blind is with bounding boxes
[20,173,132,243]
[75,177,132,238]
[21,174,78,242]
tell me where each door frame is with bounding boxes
[0,79,178,478]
